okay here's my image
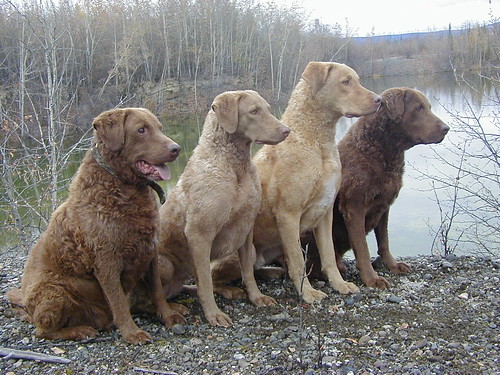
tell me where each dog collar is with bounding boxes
[92,144,166,204]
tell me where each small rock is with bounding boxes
[411,339,428,350]
[458,292,469,300]
[390,343,401,351]
[171,324,186,335]
[423,273,433,280]
[358,335,371,345]
[445,254,458,261]
[374,359,387,368]
[441,261,454,269]
[268,312,291,322]
[344,297,355,306]
[322,355,335,365]
[233,353,245,360]
[429,355,444,363]
[372,256,384,270]
[387,294,403,303]
[352,293,363,302]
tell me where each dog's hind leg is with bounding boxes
[238,231,276,307]
[26,283,100,341]
[313,209,359,294]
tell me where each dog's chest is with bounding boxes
[361,175,402,231]
[301,169,341,232]
[211,173,260,258]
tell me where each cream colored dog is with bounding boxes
[156,90,290,326]
[213,62,381,303]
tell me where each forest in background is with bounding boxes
[0,0,499,127]
[0,0,499,253]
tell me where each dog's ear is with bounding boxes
[382,88,406,123]
[92,108,126,152]
[302,61,334,96]
[211,92,240,133]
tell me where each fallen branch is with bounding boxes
[0,347,71,364]
[133,367,178,375]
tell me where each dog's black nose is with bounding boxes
[169,144,181,157]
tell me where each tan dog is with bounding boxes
[7,108,185,344]
[213,62,381,303]
[156,90,290,326]
[306,88,449,287]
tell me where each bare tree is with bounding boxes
[421,70,499,257]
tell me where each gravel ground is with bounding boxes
[0,252,498,375]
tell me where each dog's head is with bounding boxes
[301,61,381,118]
[92,108,180,181]
[211,90,290,145]
[381,88,450,145]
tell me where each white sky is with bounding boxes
[281,0,500,36]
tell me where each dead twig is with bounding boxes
[133,367,178,375]
[0,347,71,364]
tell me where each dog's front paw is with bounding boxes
[163,311,187,327]
[70,326,99,340]
[332,281,360,295]
[123,329,152,345]
[365,275,390,289]
[301,288,327,304]
[389,261,411,274]
[251,293,277,307]
[214,285,246,300]
[205,309,232,327]
[169,302,190,315]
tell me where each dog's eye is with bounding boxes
[250,109,258,115]
[342,79,350,86]
[138,127,146,134]
[416,104,424,112]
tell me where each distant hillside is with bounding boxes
[352,22,500,43]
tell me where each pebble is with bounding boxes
[387,294,403,303]
[358,335,371,345]
[374,359,387,368]
[268,312,291,322]
[171,324,186,335]
[412,339,429,349]
[441,261,454,269]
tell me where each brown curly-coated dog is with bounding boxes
[7,108,185,344]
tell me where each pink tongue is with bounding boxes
[153,164,171,180]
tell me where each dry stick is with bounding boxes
[0,347,71,364]
[133,367,178,375]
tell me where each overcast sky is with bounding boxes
[280,0,499,36]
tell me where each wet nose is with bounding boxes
[168,143,181,158]
[280,125,291,136]
[374,95,382,104]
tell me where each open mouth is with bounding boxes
[136,160,171,181]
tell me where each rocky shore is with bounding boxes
[0,253,498,375]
